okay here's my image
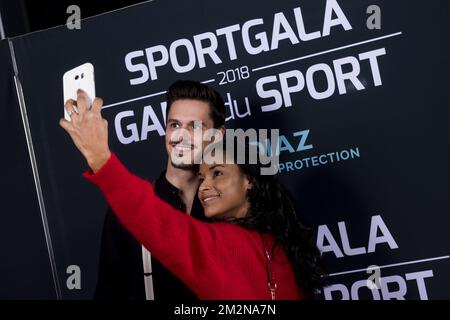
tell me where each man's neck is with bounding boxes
[165,160,199,213]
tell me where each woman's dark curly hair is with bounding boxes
[214,138,326,299]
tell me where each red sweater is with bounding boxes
[84,153,302,300]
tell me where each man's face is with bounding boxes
[165,99,217,169]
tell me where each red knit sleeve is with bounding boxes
[83,153,229,296]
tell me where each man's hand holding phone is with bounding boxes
[59,89,111,173]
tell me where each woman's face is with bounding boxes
[198,162,251,220]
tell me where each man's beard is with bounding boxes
[169,145,202,170]
[170,160,197,170]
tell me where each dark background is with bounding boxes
[0,40,56,299]
[0,0,146,37]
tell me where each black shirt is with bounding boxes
[94,170,206,300]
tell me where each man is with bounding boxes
[94,80,226,300]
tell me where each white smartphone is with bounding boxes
[63,62,96,121]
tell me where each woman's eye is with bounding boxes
[213,170,223,177]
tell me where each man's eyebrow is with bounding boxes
[167,119,203,124]
[189,120,205,126]
[209,164,224,170]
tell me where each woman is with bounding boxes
[60,90,325,299]
[196,143,326,299]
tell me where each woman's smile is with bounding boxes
[200,193,221,205]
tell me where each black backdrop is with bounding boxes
[0,39,56,299]
[1,0,450,299]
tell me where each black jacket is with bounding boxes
[94,170,206,300]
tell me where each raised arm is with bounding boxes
[59,90,254,298]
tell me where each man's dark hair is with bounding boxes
[166,80,226,128]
